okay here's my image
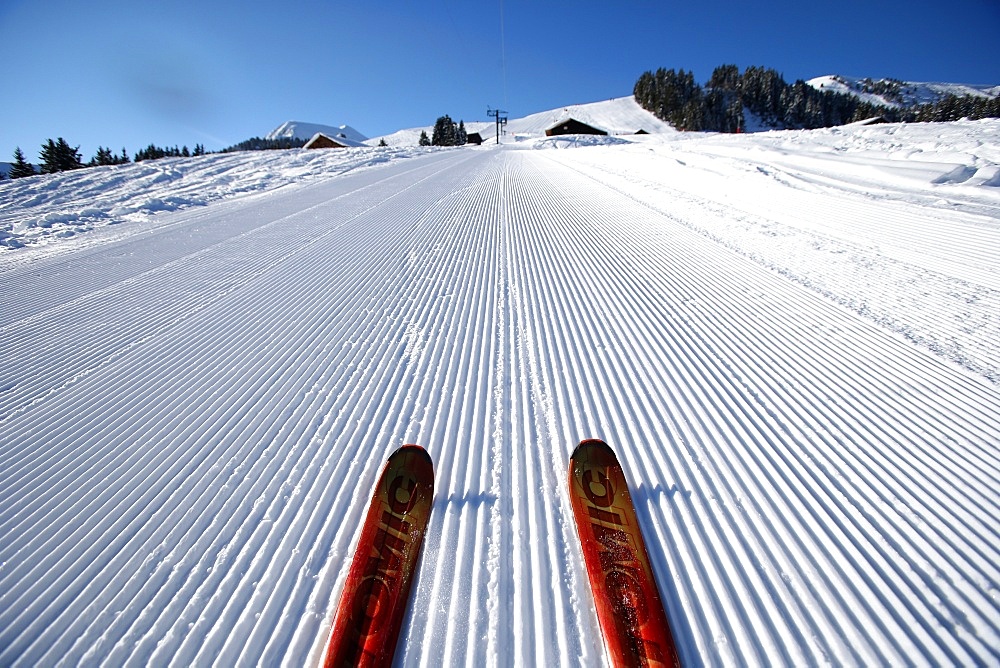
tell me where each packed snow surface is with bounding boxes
[1,118,999,667]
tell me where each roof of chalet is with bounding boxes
[544,118,609,136]
[303,132,367,149]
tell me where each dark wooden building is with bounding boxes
[545,119,608,137]
[304,132,358,149]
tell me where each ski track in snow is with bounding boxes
[1,140,999,667]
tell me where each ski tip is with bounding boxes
[570,439,621,472]
[395,443,434,470]
[573,438,614,457]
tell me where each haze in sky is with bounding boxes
[1,0,998,159]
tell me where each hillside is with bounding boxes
[1,117,999,666]
[808,75,1000,108]
[370,96,674,147]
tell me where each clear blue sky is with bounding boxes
[2,0,998,160]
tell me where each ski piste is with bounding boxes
[568,439,681,668]
[322,444,435,668]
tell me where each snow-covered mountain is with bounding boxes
[807,74,1000,108]
[265,121,368,143]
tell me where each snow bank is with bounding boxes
[545,118,1000,383]
[531,135,632,150]
[0,146,424,252]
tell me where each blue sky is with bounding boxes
[2,0,998,160]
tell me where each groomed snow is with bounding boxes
[1,118,999,666]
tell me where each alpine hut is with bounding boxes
[545,119,608,137]
[303,132,365,149]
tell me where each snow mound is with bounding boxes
[0,146,422,251]
[532,135,632,149]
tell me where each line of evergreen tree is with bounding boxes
[135,144,204,162]
[635,65,1000,132]
[908,94,1000,122]
[89,146,131,167]
[220,137,305,153]
[6,138,209,181]
[635,65,895,132]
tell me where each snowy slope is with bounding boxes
[808,75,1000,108]
[1,121,999,667]
[499,96,675,138]
[266,121,368,143]
[369,96,674,147]
[0,146,424,250]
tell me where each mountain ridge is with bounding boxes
[806,75,1000,109]
[265,121,368,144]
[273,75,999,148]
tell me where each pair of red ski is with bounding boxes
[321,440,680,667]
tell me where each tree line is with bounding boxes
[4,139,209,179]
[4,128,401,180]
[220,137,306,152]
[634,64,1000,132]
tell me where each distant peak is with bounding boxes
[266,121,368,143]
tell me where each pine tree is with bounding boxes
[418,130,430,146]
[39,137,83,173]
[9,147,36,179]
[432,115,456,146]
[39,139,57,173]
[457,120,468,146]
[135,143,171,162]
[378,138,388,147]
[708,64,740,92]
[89,146,117,166]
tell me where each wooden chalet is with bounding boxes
[304,132,365,149]
[545,119,608,137]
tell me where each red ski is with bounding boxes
[568,439,681,668]
[323,444,435,668]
